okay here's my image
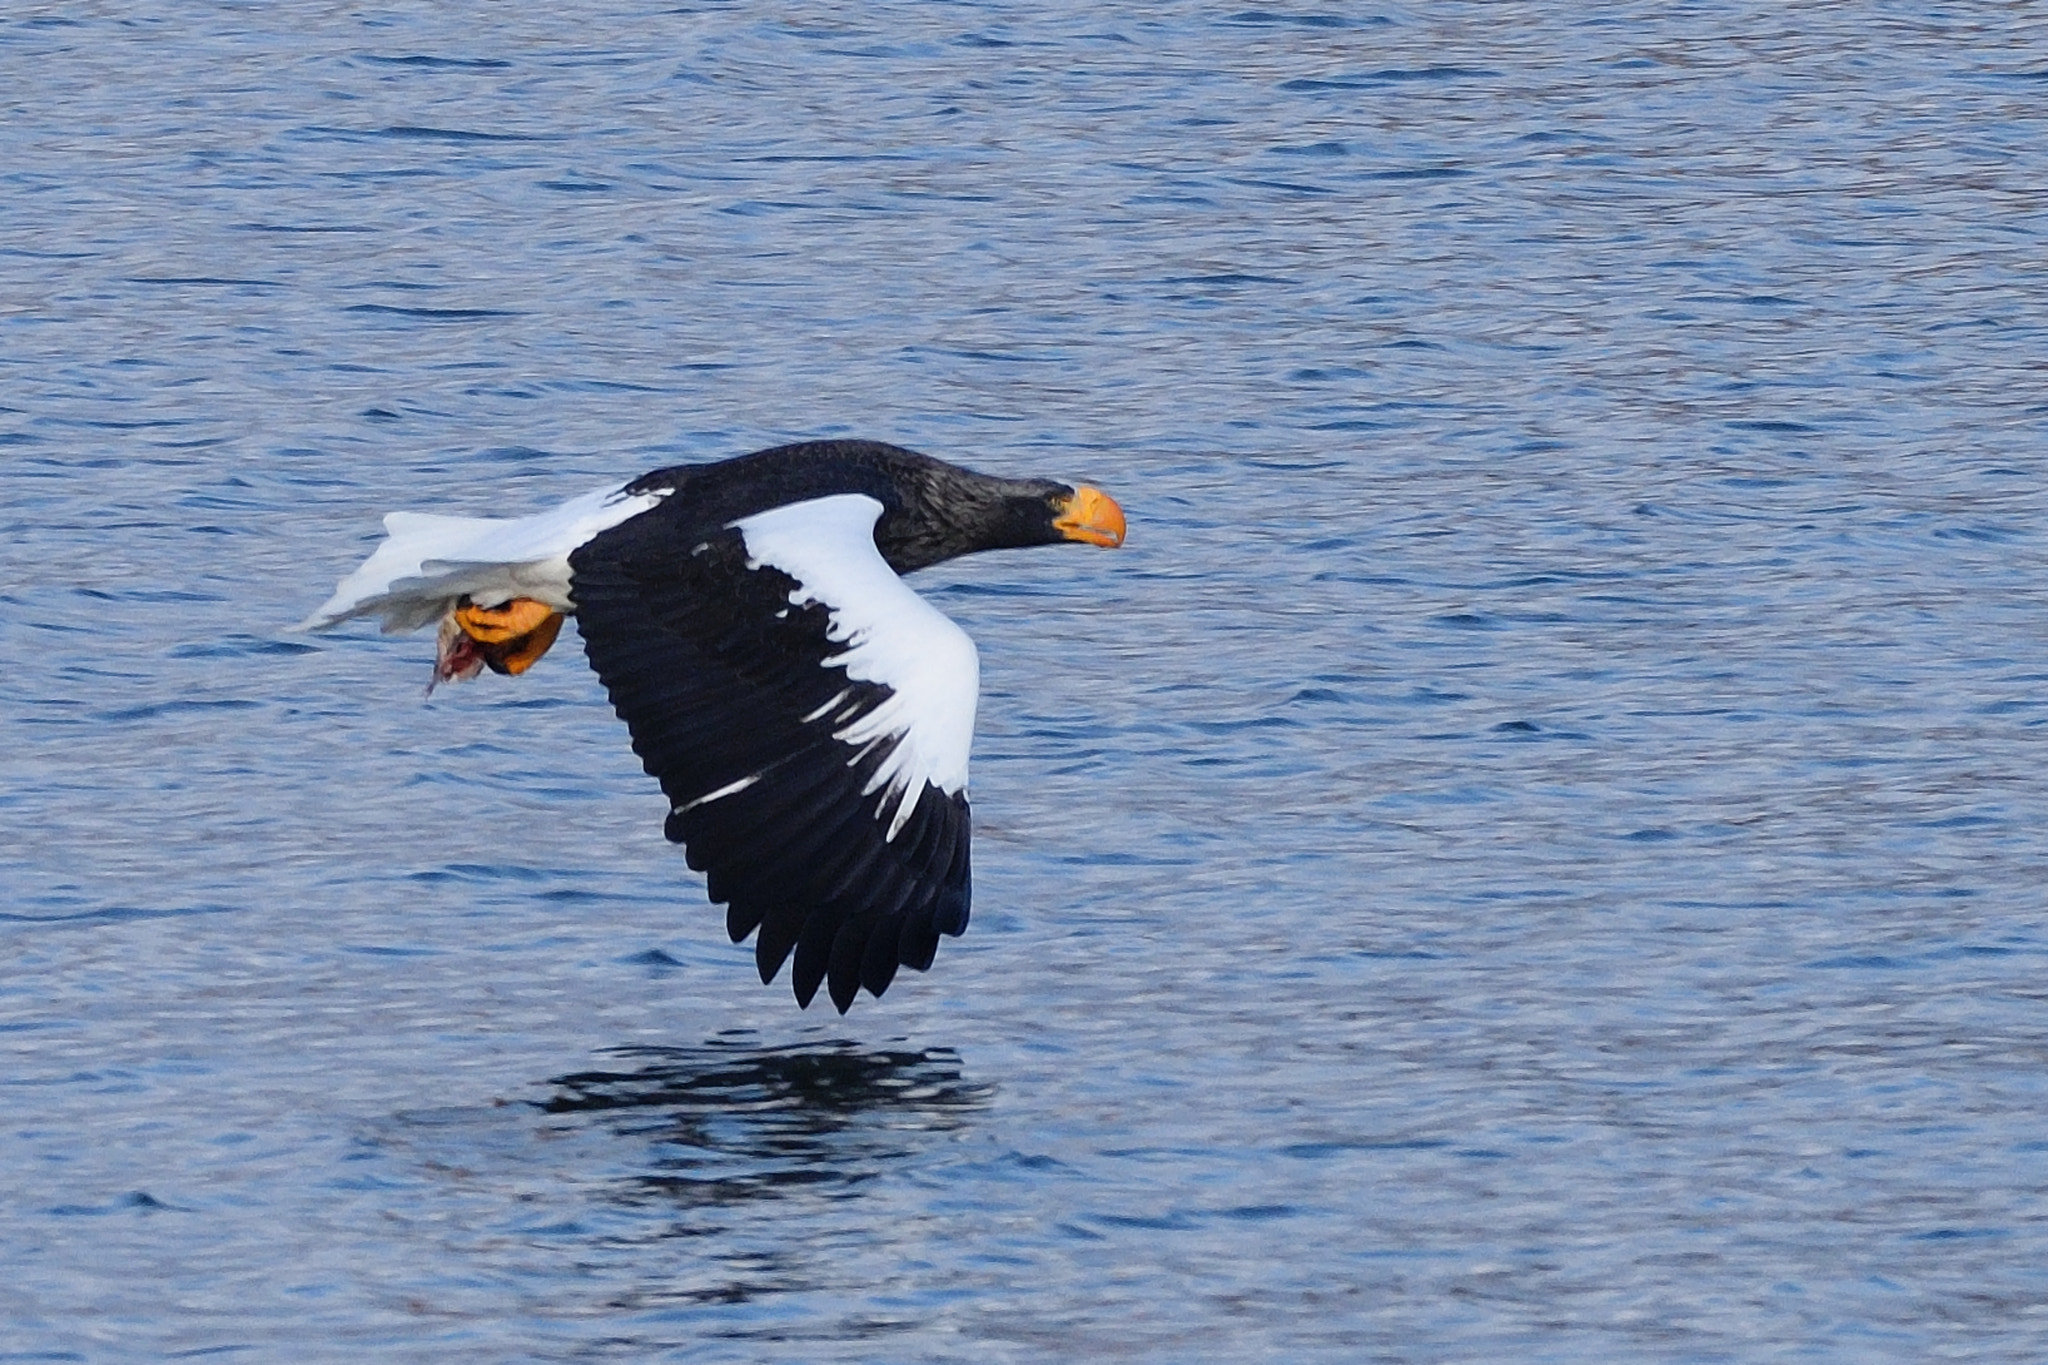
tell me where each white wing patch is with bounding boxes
[735,495,980,839]
[299,483,665,633]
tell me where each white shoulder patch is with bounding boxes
[734,494,980,836]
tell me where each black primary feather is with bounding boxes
[570,495,972,1011]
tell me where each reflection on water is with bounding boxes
[541,1035,991,1213]
[7,0,2048,1358]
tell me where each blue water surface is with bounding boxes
[4,3,2047,1361]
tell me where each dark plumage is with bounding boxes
[304,440,1126,1011]
[620,440,1098,573]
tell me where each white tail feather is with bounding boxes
[297,483,664,633]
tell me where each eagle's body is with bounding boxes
[305,440,1125,1011]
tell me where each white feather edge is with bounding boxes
[733,494,979,838]
[296,483,665,634]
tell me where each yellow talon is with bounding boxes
[454,597,560,645]
[441,597,567,679]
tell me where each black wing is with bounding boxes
[569,514,972,1012]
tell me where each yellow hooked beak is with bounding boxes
[1053,485,1127,548]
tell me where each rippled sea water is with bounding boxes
[5,4,2047,1360]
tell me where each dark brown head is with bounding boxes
[875,453,1126,574]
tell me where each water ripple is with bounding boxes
[4,1,2046,1360]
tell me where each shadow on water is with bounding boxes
[538,1033,992,1213]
